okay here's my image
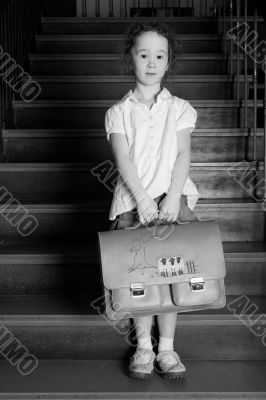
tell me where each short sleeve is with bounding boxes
[104,104,126,142]
[176,100,197,133]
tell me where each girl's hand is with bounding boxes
[136,195,159,225]
[158,193,181,222]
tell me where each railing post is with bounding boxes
[124,0,127,18]
[244,0,248,128]
[229,0,233,76]
[151,0,155,17]
[165,0,170,17]
[253,0,258,163]
[222,0,226,56]
[236,0,240,100]
[264,53,266,206]
[218,0,221,33]
[95,0,100,17]
[82,0,87,17]
[109,0,114,17]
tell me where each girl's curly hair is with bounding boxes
[122,21,180,76]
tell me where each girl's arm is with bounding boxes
[110,133,159,224]
[158,127,192,221]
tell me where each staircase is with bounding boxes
[0,14,266,399]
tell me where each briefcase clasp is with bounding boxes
[189,277,205,292]
[130,283,145,297]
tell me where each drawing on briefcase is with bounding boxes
[126,228,200,278]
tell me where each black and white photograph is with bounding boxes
[0,0,266,398]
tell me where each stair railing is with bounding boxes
[219,0,264,201]
[264,55,266,205]
[253,1,258,165]
[82,0,199,18]
[0,0,46,143]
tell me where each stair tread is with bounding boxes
[41,16,265,22]
[0,241,265,259]
[0,294,265,318]
[1,359,266,396]
[29,53,235,60]
[0,199,264,209]
[36,33,222,40]
[12,99,264,107]
[0,198,263,209]
[0,161,263,170]
[3,128,265,137]
[28,75,253,82]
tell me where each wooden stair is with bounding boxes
[0,15,266,399]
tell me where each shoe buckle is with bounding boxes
[189,277,205,292]
[130,282,145,297]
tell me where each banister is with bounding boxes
[236,0,240,100]
[253,0,258,164]
[0,0,44,143]
[244,0,248,128]
[263,54,266,206]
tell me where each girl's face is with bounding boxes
[130,31,169,87]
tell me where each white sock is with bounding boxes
[158,336,174,352]
[137,335,153,351]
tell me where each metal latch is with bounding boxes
[130,283,145,297]
[189,277,205,292]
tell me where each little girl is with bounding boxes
[104,21,199,379]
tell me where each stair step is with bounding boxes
[41,17,220,34]
[1,301,266,360]
[29,53,234,75]
[1,241,266,259]
[2,128,265,163]
[0,242,265,295]
[0,162,264,201]
[1,360,266,398]
[41,16,264,34]
[13,100,260,129]
[2,294,265,316]
[0,200,264,243]
[25,75,250,100]
[35,33,223,53]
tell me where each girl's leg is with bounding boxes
[156,312,187,379]
[157,312,177,351]
[129,315,156,378]
[134,315,154,350]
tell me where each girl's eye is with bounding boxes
[141,54,147,58]
[157,55,163,59]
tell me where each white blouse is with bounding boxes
[104,87,199,221]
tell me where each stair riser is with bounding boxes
[0,261,265,295]
[41,21,218,35]
[29,59,228,75]
[30,81,244,100]
[0,169,262,201]
[13,106,255,129]
[1,322,266,360]
[3,135,265,163]
[0,208,264,243]
[36,39,222,54]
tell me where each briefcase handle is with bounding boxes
[124,218,190,230]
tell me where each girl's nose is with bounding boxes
[148,58,156,68]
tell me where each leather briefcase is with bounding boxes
[98,220,226,321]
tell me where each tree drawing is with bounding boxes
[127,230,156,273]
